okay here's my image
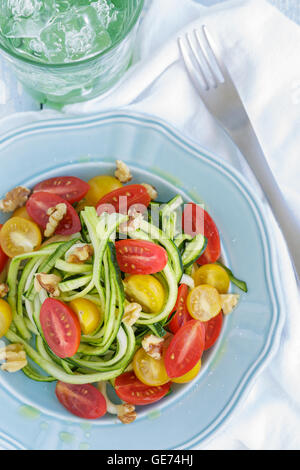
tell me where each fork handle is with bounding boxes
[231,125,300,281]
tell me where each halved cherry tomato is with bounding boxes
[164,320,205,378]
[69,298,102,335]
[0,225,8,273]
[187,285,221,322]
[26,192,81,236]
[34,176,90,204]
[133,348,170,386]
[40,299,81,358]
[172,359,201,384]
[55,382,107,419]
[193,264,230,294]
[85,175,123,206]
[115,371,171,405]
[183,203,221,264]
[0,217,42,257]
[96,184,151,215]
[203,311,223,350]
[124,274,165,313]
[116,239,168,275]
[168,284,193,334]
[0,299,13,338]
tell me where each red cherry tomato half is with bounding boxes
[55,382,107,419]
[182,203,221,264]
[33,176,90,205]
[96,184,151,216]
[115,239,168,275]
[26,192,81,236]
[115,371,171,405]
[203,311,223,350]
[168,284,193,334]
[40,298,81,358]
[0,225,8,273]
[164,320,205,378]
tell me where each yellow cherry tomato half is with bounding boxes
[124,274,165,313]
[13,206,33,222]
[69,298,102,335]
[193,264,230,294]
[85,175,123,206]
[187,284,221,322]
[0,299,13,338]
[133,347,170,387]
[172,359,202,384]
[0,217,42,258]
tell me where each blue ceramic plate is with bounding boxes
[0,111,284,450]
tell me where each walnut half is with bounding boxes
[122,302,142,327]
[0,186,31,213]
[220,294,240,315]
[142,334,164,360]
[65,244,93,264]
[117,404,137,424]
[114,160,132,183]
[44,203,67,238]
[34,273,61,297]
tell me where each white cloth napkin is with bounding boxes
[0,0,300,450]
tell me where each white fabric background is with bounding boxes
[0,0,299,450]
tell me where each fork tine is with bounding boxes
[178,36,209,92]
[194,29,220,87]
[200,25,230,82]
[185,33,210,90]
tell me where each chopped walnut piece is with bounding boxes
[117,404,137,424]
[66,244,94,264]
[34,273,61,297]
[142,334,164,360]
[0,186,31,213]
[220,294,240,315]
[142,183,158,201]
[44,203,67,238]
[0,343,27,373]
[128,208,144,231]
[0,343,23,360]
[123,302,142,327]
[0,283,9,298]
[119,208,144,234]
[114,160,132,183]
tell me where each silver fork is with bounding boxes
[179,26,300,281]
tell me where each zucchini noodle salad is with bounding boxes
[0,161,247,423]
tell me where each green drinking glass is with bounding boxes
[0,0,144,105]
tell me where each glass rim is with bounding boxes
[0,0,145,68]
